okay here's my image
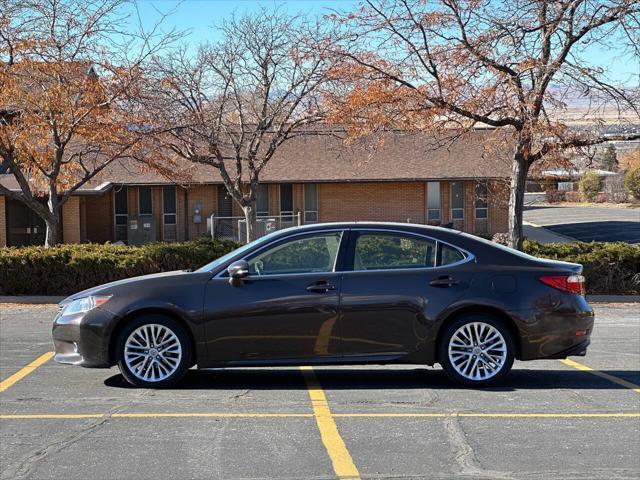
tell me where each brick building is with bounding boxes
[0,130,511,247]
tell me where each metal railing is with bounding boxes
[208,212,302,243]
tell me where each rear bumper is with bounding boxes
[514,296,595,361]
[542,339,590,359]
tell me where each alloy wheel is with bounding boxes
[447,321,507,381]
[124,324,182,382]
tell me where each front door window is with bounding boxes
[247,232,342,276]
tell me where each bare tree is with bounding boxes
[145,8,336,241]
[0,0,181,246]
[327,0,640,248]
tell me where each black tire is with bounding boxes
[116,314,192,388]
[438,314,515,387]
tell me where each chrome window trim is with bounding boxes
[346,227,474,273]
[213,228,347,279]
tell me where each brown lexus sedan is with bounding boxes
[52,222,594,388]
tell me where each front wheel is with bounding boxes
[116,315,192,388]
[438,315,515,387]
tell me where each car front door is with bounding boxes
[202,230,347,364]
[338,229,474,361]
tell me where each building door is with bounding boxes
[6,199,46,246]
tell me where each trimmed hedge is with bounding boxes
[0,239,238,295]
[523,240,640,295]
[0,238,638,296]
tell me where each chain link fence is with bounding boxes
[208,213,303,243]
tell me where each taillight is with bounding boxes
[539,275,586,295]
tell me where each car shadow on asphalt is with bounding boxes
[103,367,640,391]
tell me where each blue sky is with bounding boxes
[127,0,638,85]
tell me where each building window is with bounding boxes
[304,183,318,223]
[163,186,177,241]
[475,181,489,234]
[256,184,270,217]
[451,182,464,221]
[426,181,440,225]
[114,187,128,242]
[138,186,152,215]
[280,184,294,224]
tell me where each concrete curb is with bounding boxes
[1,295,639,305]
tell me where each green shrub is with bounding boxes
[0,238,238,295]
[1,238,638,296]
[523,240,640,295]
[625,166,640,200]
[578,172,602,202]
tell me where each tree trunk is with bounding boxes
[44,187,61,248]
[508,153,529,250]
[242,203,257,243]
[43,214,59,248]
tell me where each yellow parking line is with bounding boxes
[113,413,312,418]
[0,414,105,419]
[0,352,54,393]
[561,359,640,394]
[300,366,360,480]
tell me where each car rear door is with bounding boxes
[202,229,348,364]
[338,229,474,361]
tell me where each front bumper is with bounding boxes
[51,307,117,368]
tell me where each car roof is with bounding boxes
[275,221,544,267]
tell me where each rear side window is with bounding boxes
[440,244,467,265]
[354,233,436,270]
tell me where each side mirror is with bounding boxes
[227,260,250,280]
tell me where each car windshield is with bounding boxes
[195,230,284,272]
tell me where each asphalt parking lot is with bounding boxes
[1,303,639,480]
[524,206,640,244]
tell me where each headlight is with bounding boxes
[62,295,112,315]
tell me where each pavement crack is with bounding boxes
[443,415,513,479]
[4,413,111,480]
[1,393,140,480]
[231,389,251,401]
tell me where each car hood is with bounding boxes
[59,270,192,305]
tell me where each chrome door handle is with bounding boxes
[306,282,336,293]
[429,276,460,288]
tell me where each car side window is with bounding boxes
[440,244,467,265]
[354,233,436,270]
[247,232,342,276]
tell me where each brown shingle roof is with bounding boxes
[0,129,512,193]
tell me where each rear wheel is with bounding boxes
[116,315,191,388]
[438,314,514,387]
